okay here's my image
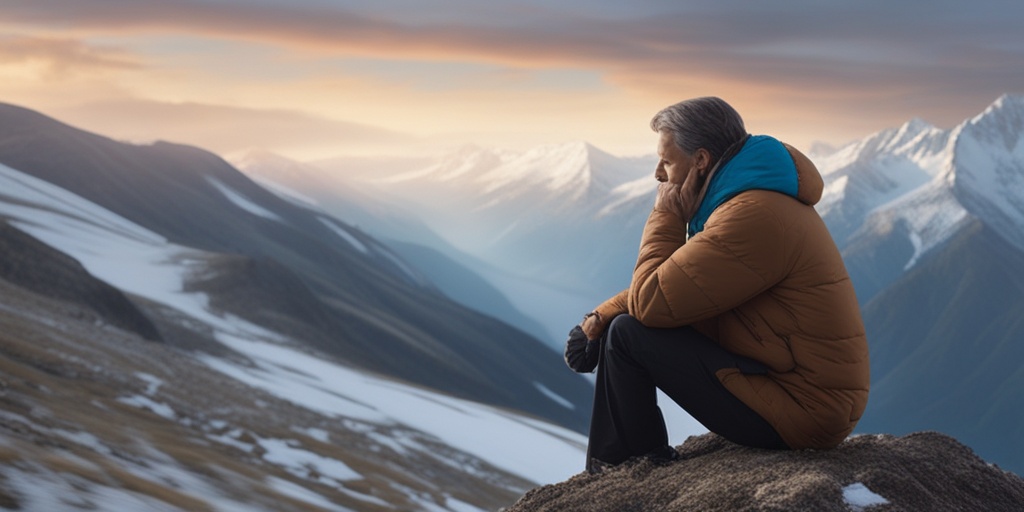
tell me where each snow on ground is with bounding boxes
[534,382,575,410]
[842,482,889,511]
[205,176,284,222]
[200,331,589,485]
[265,476,353,511]
[318,217,370,254]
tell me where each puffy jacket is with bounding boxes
[594,135,869,449]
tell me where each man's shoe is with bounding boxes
[586,457,614,475]
[645,445,680,465]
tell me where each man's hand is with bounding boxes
[654,166,708,222]
[564,325,601,373]
[654,182,687,219]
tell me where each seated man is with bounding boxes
[565,96,869,474]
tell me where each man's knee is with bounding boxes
[605,315,644,354]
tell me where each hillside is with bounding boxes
[0,260,583,510]
[0,102,593,434]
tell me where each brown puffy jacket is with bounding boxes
[593,138,869,449]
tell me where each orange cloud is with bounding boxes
[0,34,141,78]
[2,1,1021,156]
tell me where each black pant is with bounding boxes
[587,315,787,469]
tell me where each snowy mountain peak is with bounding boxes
[815,94,1024,267]
[948,95,1024,251]
[383,140,645,202]
[962,94,1024,152]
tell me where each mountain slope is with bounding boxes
[0,220,160,341]
[290,142,657,344]
[0,266,586,511]
[233,149,552,342]
[855,219,1024,473]
[347,141,656,297]
[0,103,593,433]
[811,95,1024,474]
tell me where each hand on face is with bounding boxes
[654,130,710,222]
[654,157,707,222]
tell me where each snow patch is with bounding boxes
[135,372,163,395]
[264,476,347,511]
[534,382,575,410]
[843,482,889,511]
[117,395,176,420]
[258,437,361,483]
[206,176,283,222]
[199,332,588,485]
[318,217,369,254]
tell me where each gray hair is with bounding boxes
[650,97,747,166]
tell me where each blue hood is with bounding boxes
[687,135,800,238]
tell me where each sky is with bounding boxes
[1,0,1022,160]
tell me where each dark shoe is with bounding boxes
[645,445,680,465]
[586,457,615,475]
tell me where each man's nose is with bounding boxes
[654,166,667,182]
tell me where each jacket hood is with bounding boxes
[688,135,823,238]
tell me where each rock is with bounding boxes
[507,432,1024,511]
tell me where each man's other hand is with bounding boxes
[564,325,601,373]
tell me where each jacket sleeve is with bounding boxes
[628,196,789,327]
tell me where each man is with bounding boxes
[564,97,869,474]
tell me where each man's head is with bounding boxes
[651,97,746,185]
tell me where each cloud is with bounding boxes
[50,99,414,158]
[0,34,142,77]
[4,0,1023,151]
[5,0,1021,101]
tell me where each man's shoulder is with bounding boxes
[703,190,821,239]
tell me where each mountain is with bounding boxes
[0,102,593,435]
[232,149,552,342]
[0,241,587,510]
[271,142,658,344]
[855,219,1024,468]
[812,94,1024,473]
[369,142,656,297]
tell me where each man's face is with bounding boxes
[655,130,698,185]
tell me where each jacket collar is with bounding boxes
[687,135,821,238]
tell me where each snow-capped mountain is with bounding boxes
[232,149,553,343]
[815,94,1023,304]
[810,94,1024,474]
[293,142,657,344]
[814,116,954,248]
[368,142,654,294]
[949,94,1024,251]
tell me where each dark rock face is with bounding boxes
[507,432,1024,511]
[0,221,161,341]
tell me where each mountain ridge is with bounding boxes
[0,102,594,434]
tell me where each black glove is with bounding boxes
[564,325,601,373]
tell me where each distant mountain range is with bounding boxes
[244,95,1024,474]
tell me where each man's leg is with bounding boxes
[587,315,786,470]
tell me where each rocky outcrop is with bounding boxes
[508,432,1024,511]
[0,221,161,341]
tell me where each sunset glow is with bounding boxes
[2,0,1022,160]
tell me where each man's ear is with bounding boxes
[694,148,713,176]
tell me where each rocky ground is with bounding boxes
[0,278,532,511]
[507,430,1024,511]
